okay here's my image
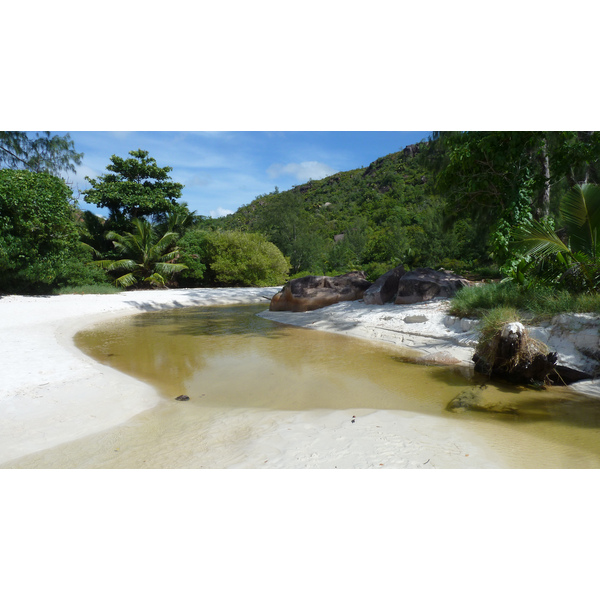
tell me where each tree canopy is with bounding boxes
[0,132,83,177]
[83,149,184,225]
[0,169,81,292]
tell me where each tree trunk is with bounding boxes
[534,137,551,221]
[579,131,594,183]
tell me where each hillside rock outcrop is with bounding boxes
[269,272,372,312]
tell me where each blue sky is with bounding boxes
[60,131,431,219]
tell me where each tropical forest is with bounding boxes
[2,131,600,319]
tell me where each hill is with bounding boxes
[216,142,489,280]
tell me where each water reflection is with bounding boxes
[68,303,600,467]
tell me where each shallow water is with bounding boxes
[8,304,600,468]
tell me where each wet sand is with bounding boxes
[0,288,512,467]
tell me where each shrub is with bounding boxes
[54,284,120,295]
[0,169,80,293]
[203,230,290,287]
[178,228,209,286]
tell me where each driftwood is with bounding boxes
[472,321,590,385]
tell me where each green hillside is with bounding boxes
[217,143,487,280]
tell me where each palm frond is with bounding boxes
[152,232,179,256]
[159,249,182,263]
[80,241,102,259]
[154,262,188,276]
[144,273,166,288]
[106,230,125,243]
[93,259,117,270]
[114,272,138,288]
[104,259,138,272]
[511,220,571,259]
[560,184,600,256]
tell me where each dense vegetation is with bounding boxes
[0,169,108,293]
[3,130,600,313]
[218,144,487,280]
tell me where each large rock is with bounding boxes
[395,268,470,304]
[363,265,406,305]
[269,271,372,312]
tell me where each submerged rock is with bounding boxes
[269,271,372,312]
[446,388,519,415]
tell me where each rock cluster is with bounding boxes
[395,268,471,304]
[365,266,471,306]
[269,272,372,312]
[270,265,471,312]
[363,265,406,305]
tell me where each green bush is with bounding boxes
[0,169,81,293]
[361,261,396,281]
[178,228,209,286]
[203,230,290,287]
[54,245,112,289]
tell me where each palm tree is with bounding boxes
[512,184,600,291]
[95,218,188,288]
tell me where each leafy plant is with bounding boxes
[449,280,600,319]
[201,230,290,287]
[177,227,209,286]
[0,169,81,293]
[95,218,188,288]
[511,184,600,291]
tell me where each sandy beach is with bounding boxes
[0,288,521,468]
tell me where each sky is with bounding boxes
[60,131,432,219]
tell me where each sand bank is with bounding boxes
[260,299,600,398]
[0,288,278,464]
[1,289,508,467]
[259,298,479,366]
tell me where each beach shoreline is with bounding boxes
[0,288,278,464]
[0,289,517,467]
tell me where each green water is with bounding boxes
[8,304,600,468]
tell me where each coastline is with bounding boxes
[259,298,479,366]
[0,289,516,467]
[0,288,279,464]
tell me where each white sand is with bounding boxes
[260,298,480,366]
[0,289,508,467]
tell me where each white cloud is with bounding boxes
[185,174,212,188]
[210,207,234,218]
[267,161,335,182]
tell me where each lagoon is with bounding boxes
[5,304,600,468]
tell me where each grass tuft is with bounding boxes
[450,281,600,320]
